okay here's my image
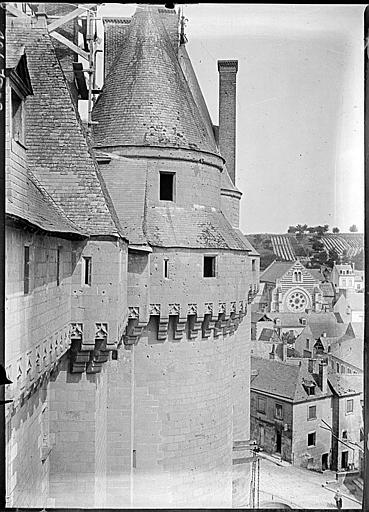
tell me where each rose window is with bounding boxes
[287,291,307,312]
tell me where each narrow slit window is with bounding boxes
[159,172,175,201]
[24,246,30,295]
[56,246,62,286]
[203,256,216,278]
[163,259,169,279]
[82,256,92,286]
[252,259,256,271]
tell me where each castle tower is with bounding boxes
[91,5,254,507]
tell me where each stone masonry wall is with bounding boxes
[292,398,332,470]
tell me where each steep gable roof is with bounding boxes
[260,261,294,283]
[328,372,363,396]
[92,6,218,155]
[7,17,121,238]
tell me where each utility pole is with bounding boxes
[364,6,369,512]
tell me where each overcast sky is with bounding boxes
[98,3,364,234]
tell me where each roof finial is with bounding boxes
[180,7,188,45]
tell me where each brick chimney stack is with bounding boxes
[319,361,328,393]
[218,60,238,185]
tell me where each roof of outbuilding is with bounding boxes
[6,17,121,238]
[251,357,332,402]
[93,5,219,155]
[328,372,363,396]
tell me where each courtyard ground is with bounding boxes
[257,453,362,509]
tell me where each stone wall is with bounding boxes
[292,397,332,470]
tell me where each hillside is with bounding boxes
[246,233,364,271]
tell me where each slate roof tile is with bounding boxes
[92,6,218,155]
[6,18,121,237]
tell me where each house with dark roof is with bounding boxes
[5,4,259,509]
[328,374,363,471]
[251,357,334,471]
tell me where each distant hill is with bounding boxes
[246,233,364,271]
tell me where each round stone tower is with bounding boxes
[92,5,254,507]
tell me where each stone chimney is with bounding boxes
[218,60,238,184]
[318,361,328,393]
[281,341,288,362]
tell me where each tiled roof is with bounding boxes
[319,281,335,298]
[328,372,363,396]
[243,235,260,256]
[7,170,83,235]
[260,261,294,283]
[267,312,309,327]
[145,206,251,250]
[251,357,332,402]
[258,328,277,341]
[92,6,218,155]
[307,312,347,339]
[7,17,120,237]
[331,337,363,371]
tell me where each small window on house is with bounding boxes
[163,259,169,279]
[252,259,256,271]
[307,432,316,447]
[82,256,92,286]
[307,385,315,396]
[24,246,30,295]
[257,397,266,414]
[346,399,354,414]
[203,256,216,278]
[336,363,340,373]
[159,172,175,201]
[275,403,283,420]
[306,339,310,349]
[56,246,62,286]
[308,405,316,420]
[342,430,348,440]
[11,89,24,143]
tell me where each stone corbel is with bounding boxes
[123,317,147,345]
[202,314,217,338]
[173,316,187,340]
[157,317,169,341]
[188,315,203,340]
[213,313,225,337]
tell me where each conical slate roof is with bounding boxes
[92,6,218,154]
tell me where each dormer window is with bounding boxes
[11,89,25,144]
[159,172,175,201]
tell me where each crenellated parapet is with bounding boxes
[123,299,248,345]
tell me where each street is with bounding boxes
[257,455,361,509]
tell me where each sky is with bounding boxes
[97,3,364,234]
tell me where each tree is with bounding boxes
[312,240,324,251]
[326,249,339,268]
[323,224,329,233]
[332,227,340,233]
[349,224,358,232]
[287,226,297,234]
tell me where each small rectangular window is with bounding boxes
[56,246,62,286]
[11,89,24,143]
[257,397,266,414]
[132,449,137,469]
[159,172,175,201]
[307,385,315,396]
[308,405,316,420]
[24,246,30,295]
[82,256,92,286]
[307,432,316,447]
[252,259,256,271]
[342,430,348,440]
[203,256,216,278]
[275,403,283,420]
[163,259,169,279]
[346,399,354,414]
